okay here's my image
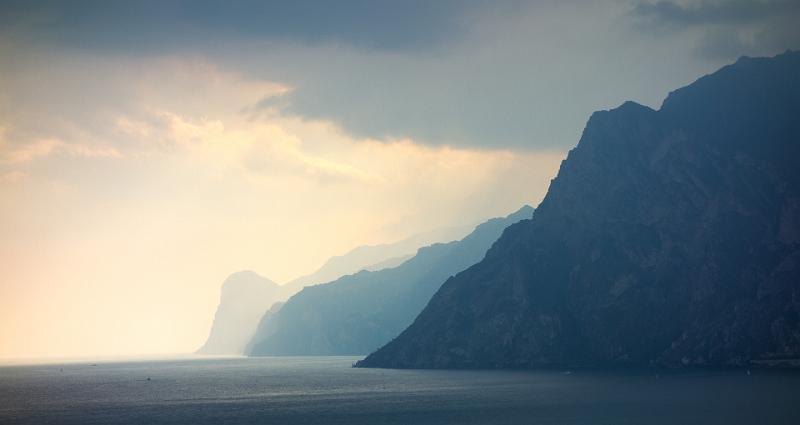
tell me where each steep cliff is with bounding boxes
[197,271,280,355]
[358,51,800,369]
[248,206,533,356]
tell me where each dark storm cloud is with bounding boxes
[634,0,800,26]
[0,0,480,52]
[633,0,800,59]
[3,1,798,150]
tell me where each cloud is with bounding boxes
[0,137,121,164]
[224,1,798,150]
[0,171,26,183]
[0,53,566,358]
[632,0,800,59]
[633,0,800,27]
[0,1,667,151]
[0,0,487,53]
[5,1,798,150]
[156,110,378,183]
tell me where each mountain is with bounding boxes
[242,301,285,354]
[364,254,413,271]
[198,226,469,354]
[281,224,472,291]
[357,51,800,369]
[197,271,281,355]
[247,205,534,356]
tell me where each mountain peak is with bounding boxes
[357,51,800,369]
[222,270,277,291]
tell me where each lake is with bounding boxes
[1,356,799,424]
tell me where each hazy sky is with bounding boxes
[1,0,798,359]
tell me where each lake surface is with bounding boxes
[1,356,799,424]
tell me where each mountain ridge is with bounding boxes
[247,205,534,356]
[357,50,800,369]
[198,225,469,354]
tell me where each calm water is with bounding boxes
[1,356,799,424]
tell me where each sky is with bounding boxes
[1,0,798,359]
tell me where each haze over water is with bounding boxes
[1,2,799,424]
[2,357,799,425]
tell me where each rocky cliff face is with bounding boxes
[197,271,280,355]
[357,51,800,369]
[247,206,533,356]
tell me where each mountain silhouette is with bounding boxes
[197,271,280,355]
[280,224,472,293]
[247,206,534,356]
[357,51,800,369]
[198,226,468,354]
